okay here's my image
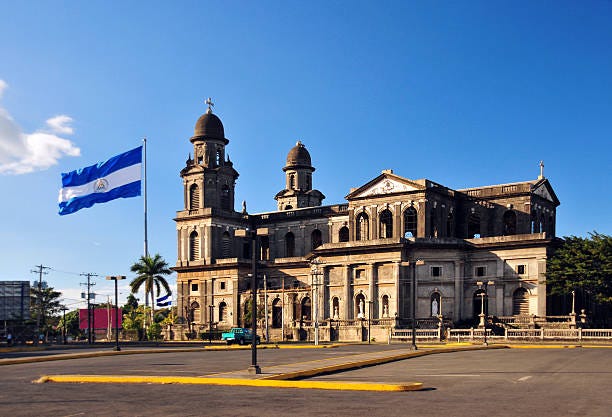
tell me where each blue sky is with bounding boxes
[0,1,610,308]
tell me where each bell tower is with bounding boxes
[275,141,324,210]
[180,99,239,212]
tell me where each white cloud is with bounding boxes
[0,79,81,175]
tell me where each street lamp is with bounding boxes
[236,224,268,375]
[208,304,214,344]
[476,280,494,346]
[310,259,323,346]
[367,300,373,344]
[105,276,126,351]
[410,259,425,350]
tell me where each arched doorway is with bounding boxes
[272,298,282,328]
[513,288,529,315]
[431,292,441,316]
[332,297,340,319]
[218,302,227,323]
[190,301,201,324]
[301,297,311,322]
[379,209,393,238]
[381,295,389,317]
[503,210,517,235]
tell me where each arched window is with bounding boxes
[301,297,311,322]
[289,174,295,189]
[285,232,295,257]
[403,207,417,238]
[189,231,199,261]
[222,231,231,258]
[512,288,529,315]
[189,184,200,210]
[468,212,481,238]
[191,301,201,323]
[473,290,487,319]
[311,229,322,250]
[430,208,437,238]
[446,212,454,237]
[272,298,282,328]
[338,226,349,242]
[430,292,441,317]
[260,236,270,260]
[215,149,222,166]
[381,295,389,317]
[379,209,393,238]
[332,297,340,319]
[503,210,517,235]
[356,212,369,241]
[291,294,298,322]
[531,210,538,233]
[355,293,366,319]
[221,185,230,210]
[218,302,227,322]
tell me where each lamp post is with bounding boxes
[410,259,425,350]
[310,259,322,346]
[208,304,214,344]
[367,300,373,344]
[476,280,494,346]
[105,275,126,351]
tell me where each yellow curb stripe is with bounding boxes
[507,345,580,349]
[35,374,422,391]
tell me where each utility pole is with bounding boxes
[30,265,50,345]
[80,273,98,344]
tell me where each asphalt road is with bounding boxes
[0,345,610,417]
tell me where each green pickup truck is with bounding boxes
[221,328,261,345]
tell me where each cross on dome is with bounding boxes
[205,97,214,113]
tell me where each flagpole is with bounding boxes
[143,137,149,258]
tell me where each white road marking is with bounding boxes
[517,375,532,382]
[416,374,480,377]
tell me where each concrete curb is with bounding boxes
[34,374,422,391]
[263,345,506,380]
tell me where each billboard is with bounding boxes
[0,281,30,321]
[79,307,123,330]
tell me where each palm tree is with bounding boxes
[130,253,172,328]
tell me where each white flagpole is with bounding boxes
[143,137,149,258]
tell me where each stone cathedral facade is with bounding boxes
[172,104,560,342]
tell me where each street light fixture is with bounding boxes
[476,280,494,346]
[105,275,126,351]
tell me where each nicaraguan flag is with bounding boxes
[156,293,172,307]
[58,146,143,215]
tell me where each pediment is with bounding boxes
[532,180,560,205]
[347,173,423,199]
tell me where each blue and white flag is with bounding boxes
[156,293,172,307]
[58,146,143,215]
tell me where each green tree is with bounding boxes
[547,232,612,305]
[57,310,83,339]
[242,297,265,328]
[30,286,63,339]
[129,253,172,329]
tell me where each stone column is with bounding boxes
[393,203,401,239]
[394,261,401,318]
[344,265,351,319]
[454,260,464,321]
[204,225,213,263]
[537,259,547,316]
[177,228,183,266]
[371,207,378,239]
[368,263,376,318]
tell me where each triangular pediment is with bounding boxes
[532,179,560,205]
[347,172,424,199]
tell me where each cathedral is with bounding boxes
[172,103,561,342]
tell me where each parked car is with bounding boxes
[221,328,261,345]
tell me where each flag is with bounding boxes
[157,293,172,307]
[58,146,143,215]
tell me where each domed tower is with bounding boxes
[180,99,239,212]
[275,141,325,210]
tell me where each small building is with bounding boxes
[172,104,560,341]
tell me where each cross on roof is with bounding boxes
[205,97,214,113]
[539,160,545,179]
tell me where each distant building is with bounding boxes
[0,281,30,321]
[172,105,560,341]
